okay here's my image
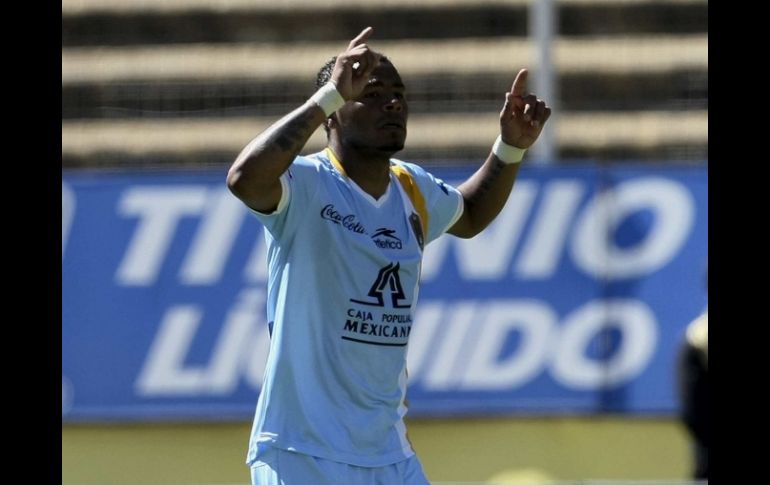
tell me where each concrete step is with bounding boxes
[62,110,707,167]
[62,70,707,120]
[62,35,708,85]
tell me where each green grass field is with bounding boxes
[62,416,692,485]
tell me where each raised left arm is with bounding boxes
[448,68,551,238]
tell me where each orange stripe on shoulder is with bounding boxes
[390,164,429,238]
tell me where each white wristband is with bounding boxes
[492,135,526,164]
[309,82,345,117]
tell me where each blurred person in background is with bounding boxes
[677,269,708,481]
[227,26,551,485]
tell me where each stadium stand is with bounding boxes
[61,0,707,168]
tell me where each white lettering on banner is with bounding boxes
[408,298,657,391]
[117,187,208,286]
[112,176,695,287]
[135,288,270,396]
[515,181,585,278]
[417,302,482,390]
[423,177,694,282]
[180,188,246,285]
[550,299,657,389]
[135,295,656,396]
[62,182,76,259]
[135,305,207,395]
[460,301,558,389]
[421,181,537,281]
[571,177,694,279]
[203,289,268,393]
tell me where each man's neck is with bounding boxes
[329,141,394,200]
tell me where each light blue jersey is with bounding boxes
[246,148,464,468]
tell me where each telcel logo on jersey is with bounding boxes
[372,227,403,250]
[320,204,366,234]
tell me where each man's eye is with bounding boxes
[365,91,380,98]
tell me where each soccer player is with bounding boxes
[227,27,551,485]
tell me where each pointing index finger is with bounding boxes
[510,68,528,97]
[348,26,374,49]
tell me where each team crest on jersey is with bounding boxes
[342,262,413,346]
[350,262,411,308]
[408,213,424,250]
[371,227,403,250]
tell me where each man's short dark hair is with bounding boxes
[316,57,337,90]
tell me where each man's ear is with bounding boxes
[326,114,337,131]
[322,114,336,137]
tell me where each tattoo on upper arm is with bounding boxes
[467,158,506,204]
[273,110,316,152]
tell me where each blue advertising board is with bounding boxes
[62,164,707,421]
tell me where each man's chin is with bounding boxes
[378,141,405,153]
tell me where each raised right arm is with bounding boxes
[226,27,380,213]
